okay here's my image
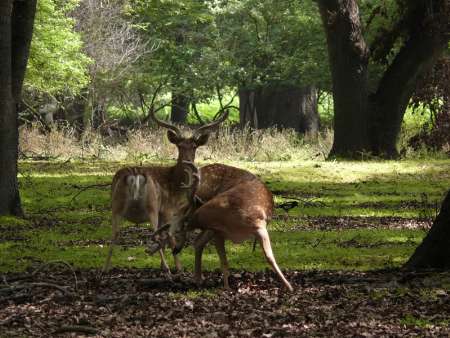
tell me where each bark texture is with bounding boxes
[0,0,36,216]
[370,31,448,157]
[318,0,369,157]
[171,93,189,123]
[405,189,450,269]
[318,0,449,158]
[239,88,258,128]
[239,86,319,134]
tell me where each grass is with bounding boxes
[1,158,449,273]
[400,314,450,328]
[238,159,450,218]
[0,224,424,273]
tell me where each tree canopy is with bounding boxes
[25,0,90,96]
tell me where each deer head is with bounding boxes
[149,107,229,163]
[139,92,229,163]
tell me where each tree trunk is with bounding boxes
[405,190,450,269]
[239,88,258,128]
[171,93,189,123]
[318,0,448,159]
[0,0,20,215]
[298,86,319,135]
[239,86,319,133]
[11,0,36,101]
[69,96,87,131]
[318,0,369,158]
[92,103,106,129]
[0,0,36,216]
[369,32,448,158]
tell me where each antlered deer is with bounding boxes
[102,107,229,273]
[173,163,294,292]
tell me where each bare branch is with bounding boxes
[70,183,111,204]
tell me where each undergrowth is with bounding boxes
[19,123,333,162]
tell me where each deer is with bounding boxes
[102,106,229,274]
[172,163,294,292]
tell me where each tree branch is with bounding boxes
[191,102,205,124]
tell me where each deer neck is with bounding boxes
[172,158,189,188]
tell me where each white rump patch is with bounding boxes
[127,174,146,200]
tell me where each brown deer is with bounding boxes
[173,163,294,292]
[102,108,229,273]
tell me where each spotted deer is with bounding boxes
[102,108,229,273]
[173,163,294,292]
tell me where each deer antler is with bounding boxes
[193,109,229,138]
[139,92,182,138]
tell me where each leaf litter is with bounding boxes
[1,266,449,337]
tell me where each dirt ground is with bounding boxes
[1,266,449,337]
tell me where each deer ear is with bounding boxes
[167,130,180,144]
[195,133,209,147]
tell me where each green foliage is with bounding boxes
[187,94,240,124]
[215,0,329,89]
[25,0,91,95]
[128,0,330,120]
[131,0,227,103]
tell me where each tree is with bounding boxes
[408,57,450,152]
[318,0,449,158]
[22,0,90,127]
[405,189,450,269]
[0,0,37,216]
[131,0,226,123]
[25,0,90,97]
[219,0,328,132]
[72,0,147,128]
[131,0,328,129]
[239,85,319,134]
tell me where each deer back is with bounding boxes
[183,163,273,242]
[196,164,257,201]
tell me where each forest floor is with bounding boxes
[1,159,450,336]
[1,266,450,337]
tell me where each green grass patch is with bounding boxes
[0,226,424,273]
[399,314,449,328]
[0,158,448,273]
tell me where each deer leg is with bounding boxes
[168,235,183,272]
[256,227,294,292]
[159,248,171,274]
[194,230,214,286]
[213,234,230,290]
[174,256,183,273]
[103,214,122,273]
[149,213,171,275]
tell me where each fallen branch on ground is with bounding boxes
[0,282,74,297]
[70,183,111,203]
[53,325,99,335]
